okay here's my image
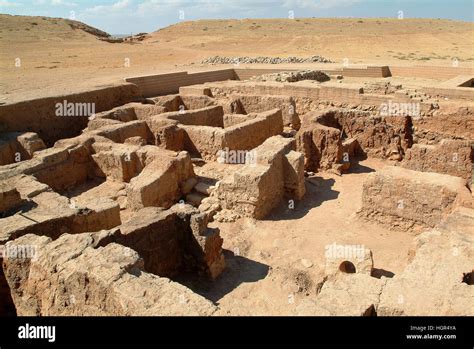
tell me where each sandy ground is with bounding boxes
[1,15,473,103]
[177,158,416,315]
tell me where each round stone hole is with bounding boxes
[339,261,356,274]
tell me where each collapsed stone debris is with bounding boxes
[201,55,333,65]
[250,70,330,83]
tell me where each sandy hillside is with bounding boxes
[1,15,473,102]
[149,18,474,63]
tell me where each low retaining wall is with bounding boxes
[125,69,236,97]
[4,65,470,149]
[422,86,474,101]
[0,84,142,146]
[126,66,392,98]
[331,66,391,78]
[234,66,390,80]
[207,80,434,113]
[389,66,474,80]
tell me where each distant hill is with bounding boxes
[147,18,474,62]
[0,14,111,43]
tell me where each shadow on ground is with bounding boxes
[371,268,395,279]
[265,176,339,221]
[347,162,376,174]
[175,249,269,303]
[0,201,38,219]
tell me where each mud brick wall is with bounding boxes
[339,66,391,78]
[412,112,474,142]
[422,87,474,101]
[360,166,470,229]
[125,69,236,97]
[234,68,301,80]
[223,109,283,150]
[180,109,283,160]
[401,140,473,182]
[161,106,224,127]
[319,84,363,102]
[0,84,142,146]
[127,66,391,97]
[233,66,390,80]
[389,66,474,80]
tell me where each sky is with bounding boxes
[1,0,473,34]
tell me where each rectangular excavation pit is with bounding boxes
[180,109,283,161]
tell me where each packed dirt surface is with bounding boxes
[1,15,474,102]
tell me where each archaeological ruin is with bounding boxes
[0,64,473,316]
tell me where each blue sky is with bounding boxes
[1,0,473,34]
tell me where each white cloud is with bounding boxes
[112,0,130,9]
[81,0,362,21]
[135,0,276,17]
[0,0,22,7]
[136,0,186,15]
[76,0,366,33]
[32,0,76,6]
[51,0,77,6]
[284,0,362,10]
[85,0,131,15]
